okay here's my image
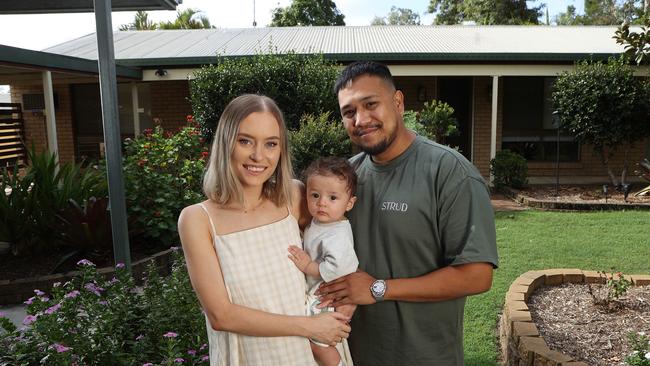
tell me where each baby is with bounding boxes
[288,156,359,366]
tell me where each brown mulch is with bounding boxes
[0,242,166,281]
[519,184,650,204]
[528,283,650,366]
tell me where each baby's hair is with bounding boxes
[303,157,357,196]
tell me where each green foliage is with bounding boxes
[490,149,528,189]
[289,112,351,176]
[418,99,458,144]
[552,57,650,186]
[270,0,345,26]
[190,51,339,139]
[119,10,158,31]
[626,331,650,366]
[427,0,543,25]
[371,6,421,25]
[605,270,633,300]
[122,121,207,247]
[556,0,645,25]
[615,16,650,65]
[0,147,107,256]
[0,251,209,365]
[159,8,213,29]
[403,110,428,136]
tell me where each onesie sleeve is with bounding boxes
[318,224,359,282]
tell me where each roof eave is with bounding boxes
[0,44,142,79]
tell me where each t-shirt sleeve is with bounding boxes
[318,227,359,282]
[438,174,499,268]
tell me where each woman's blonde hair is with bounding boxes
[203,94,294,207]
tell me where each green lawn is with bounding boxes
[463,210,650,365]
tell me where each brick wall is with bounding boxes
[149,80,193,131]
[10,83,75,163]
[472,77,503,179]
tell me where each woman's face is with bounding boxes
[231,111,282,189]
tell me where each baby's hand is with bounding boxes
[287,245,312,273]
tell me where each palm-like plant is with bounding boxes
[159,8,213,29]
[119,10,158,31]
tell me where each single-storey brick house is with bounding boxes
[2,25,649,180]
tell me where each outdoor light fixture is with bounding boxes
[622,183,630,202]
[603,184,608,203]
[154,68,168,77]
[418,86,427,102]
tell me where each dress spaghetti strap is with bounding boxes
[198,202,218,241]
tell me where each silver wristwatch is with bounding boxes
[370,279,387,302]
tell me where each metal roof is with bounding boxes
[44,25,630,66]
[0,0,181,14]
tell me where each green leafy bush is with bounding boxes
[289,112,351,176]
[121,121,207,247]
[552,57,650,186]
[490,150,528,189]
[417,99,458,144]
[626,331,650,366]
[0,147,106,256]
[190,51,339,139]
[403,110,428,136]
[0,250,208,365]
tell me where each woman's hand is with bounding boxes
[306,312,351,346]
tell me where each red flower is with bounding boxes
[201,151,209,160]
[138,159,147,167]
[143,128,153,136]
[153,211,162,217]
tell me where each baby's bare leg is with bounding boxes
[311,342,341,366]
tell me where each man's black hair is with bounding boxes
[333,61,395,95]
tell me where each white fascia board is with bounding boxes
[388,64,650,77]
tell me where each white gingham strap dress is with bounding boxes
[198,202,317,366]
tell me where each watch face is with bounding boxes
[372,281,385,294]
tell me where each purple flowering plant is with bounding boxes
[0,251,208,365]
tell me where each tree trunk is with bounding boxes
[600,149,618,187]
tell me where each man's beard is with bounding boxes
[357,128,397,156]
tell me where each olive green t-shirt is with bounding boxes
[347,136,498,366]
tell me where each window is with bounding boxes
[502,77,580,162]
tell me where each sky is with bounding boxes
[0,0,585,52]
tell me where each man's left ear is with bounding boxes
[394,90,405,113]
[346,196,357,211]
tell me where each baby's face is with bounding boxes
[306,174,356,224]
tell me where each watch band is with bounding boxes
[370,279,386,302]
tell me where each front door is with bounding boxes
[437,77,472,160]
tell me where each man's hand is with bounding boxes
[287,245,311,272]
[316,271,376,307]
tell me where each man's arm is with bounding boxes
[316,262,493,307]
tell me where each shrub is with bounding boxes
[417,99,458,145]
[0,148,106,256]
[190,51,339,140]
[552,57,650,187]
[0,250,208,365]
[403,110,428,136]
[121,120,207,247]
[490,150,528,189]
[289,112,351,176]
[625,331,650,366]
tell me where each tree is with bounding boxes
[614,15,650,64]
[269,0,345,26]
[371,6,421,25]
[159,8,213,29]
[119,10,158,31]
[427,0,543,25]
[551,58,650,187]
[556,0,646,25]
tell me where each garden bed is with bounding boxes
[502,184,650,211]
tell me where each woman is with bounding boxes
[178,94,351,365]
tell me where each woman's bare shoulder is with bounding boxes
[178,201,211,228]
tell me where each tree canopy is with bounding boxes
[371,6,421,25]
[269,0,345,26]
[427,0,543,25]
[555,0,646,25]
[119,10,157,31]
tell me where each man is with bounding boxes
[317,61,499,365]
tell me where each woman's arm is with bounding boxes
[290,179,311,230]
[178,204,349,344]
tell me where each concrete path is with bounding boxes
[491,193,527,212]
[0,303,26,330]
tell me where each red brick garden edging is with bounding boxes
[500,269,650,365]
[0,249,176,305]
